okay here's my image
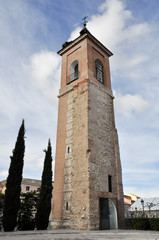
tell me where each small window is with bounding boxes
[69,60,79,83]
[67,147,70,154]
[66,202,69,210]
[95,59,104,83]
[37,187,40,192]
[26,186,30,191]
[108,175,112,192]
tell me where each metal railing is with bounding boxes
[67,71,79,84]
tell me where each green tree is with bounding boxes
[0,191,5,213]
[0,191,5,230]
[17,191,39,231]
[3,120,25,231]
[36,139,53,230]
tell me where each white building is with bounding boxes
[129,197,159,218]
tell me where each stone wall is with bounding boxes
[88,79,124,229]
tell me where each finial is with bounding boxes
[82,16,88,27]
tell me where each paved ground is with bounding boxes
[1,229,159,240]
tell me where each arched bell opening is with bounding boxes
[69,60,79,83]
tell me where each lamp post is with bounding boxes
[141,199,145,217]
[135,207,137,218]
[146,202,154,214]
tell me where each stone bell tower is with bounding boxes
[51,26,125,230]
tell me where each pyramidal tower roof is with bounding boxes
[57,26,113,57]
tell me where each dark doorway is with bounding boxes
[99,198,110,230]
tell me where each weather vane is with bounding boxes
[82,16,88,27]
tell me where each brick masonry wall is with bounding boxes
[52,93,68,221]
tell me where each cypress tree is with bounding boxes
[3,120,25,231]
[36,139,53,230]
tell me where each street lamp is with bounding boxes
[135,207,137,217]
[141,199,145,217]
[146,202,154,214]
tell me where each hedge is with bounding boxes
[149,218,159,231]
[125,218,159,231]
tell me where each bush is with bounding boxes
[131,218,150,230]
[125,218,159,231]
[149,218,159,231]
[125,218,132,229]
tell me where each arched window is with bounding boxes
[95,59,104,83]
[70,60,78,82]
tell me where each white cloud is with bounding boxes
[119,130,159,197]
[112,54,149,73]
[119,131,159,169]
[114,93,149,117]
[123,23,150,43]
[69,0,151,83]
[90,0,132,47]
[69,0,149,50]
[29,51,60,81]
[0,87,18,123]
[0,171,8,179]
[24,51,61,103]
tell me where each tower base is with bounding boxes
[50,220,70,229]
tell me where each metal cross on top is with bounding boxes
[82,16,88,27]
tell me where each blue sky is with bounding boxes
[0,0,159,197]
